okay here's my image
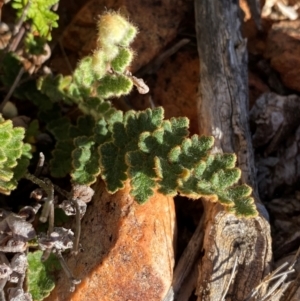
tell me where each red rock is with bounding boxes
[271,51,300,92]
[45,180,176,301]
[265,20,300,92]
[131,49,200,135]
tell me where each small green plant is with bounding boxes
[36,12,257,217]
[0,7,258,301]
[0,10,257,217]
[38,11,138,111]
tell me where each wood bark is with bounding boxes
[194,1,273,300]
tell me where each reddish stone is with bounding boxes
[265,20,300,92]
[45,180,176,301]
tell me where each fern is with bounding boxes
[12,0,59,41]
[45,103,257,217]
[0,10,257,217]
[97,107,257,217]
[37,11,137,118]
[40,12,257,217]
[27,251,59,301]
[0,115,32,195]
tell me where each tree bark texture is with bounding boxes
[195,0,273,300]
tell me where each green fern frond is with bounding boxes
[71,136,100,185]
[31,10,257,218]
[97,106,257,216]
[36,12,137,109]
[99,107,165,194]
[27,251,58,301]
[154,135,256,216]
[12,0,59,41]
[0,115,32,195]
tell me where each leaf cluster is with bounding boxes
[12,0,59,41]
[45,98,121,180]
[37,11,137,116]
[0,9,257,219]
[47,105,257,217]
[99,107,257,217]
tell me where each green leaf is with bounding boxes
[228,196,257,217]
[13,144,32,180]
[71,136,101,185]
[111,48,134,73]
[99,141,127,192]
[0,116,32,194]
[126,150,157,203]
[38,74,73,103]
[154,157,186,196]
[74,56,95,87]
[97,74,133,98]
[211,168,241,190]
[93,117,110,145]
[47,117,71,140]
[24,33,48,55]
[50,140,74,178]
[25,119,40,139]
[0,52,23,87]
[125,115,189,201]
[69,115,95,138]
[27,251,59,301]
[99,107,164,193]
[12,0,59,41]
[138,117,189,157]
[97,12,138,49]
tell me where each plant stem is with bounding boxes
[34,152,45,177]
[56,251,81,292]
[53,184,69,199]
[72,199,81,255]
[23,173,54,233]
[6,1,31,52]
[0,67,24,112]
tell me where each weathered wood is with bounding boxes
[163,216,204,301]
[246,0,262,29]
[194,1,273,300]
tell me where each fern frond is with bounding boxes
[0,115,32,195]
[12,0,59,41]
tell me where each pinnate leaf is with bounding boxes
[71,136,101,185]
[27,251,59,301]
[0,116,32,195]
[99,107,165,194]
[12,0,59,41]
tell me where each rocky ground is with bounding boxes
[2,0,300,300]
